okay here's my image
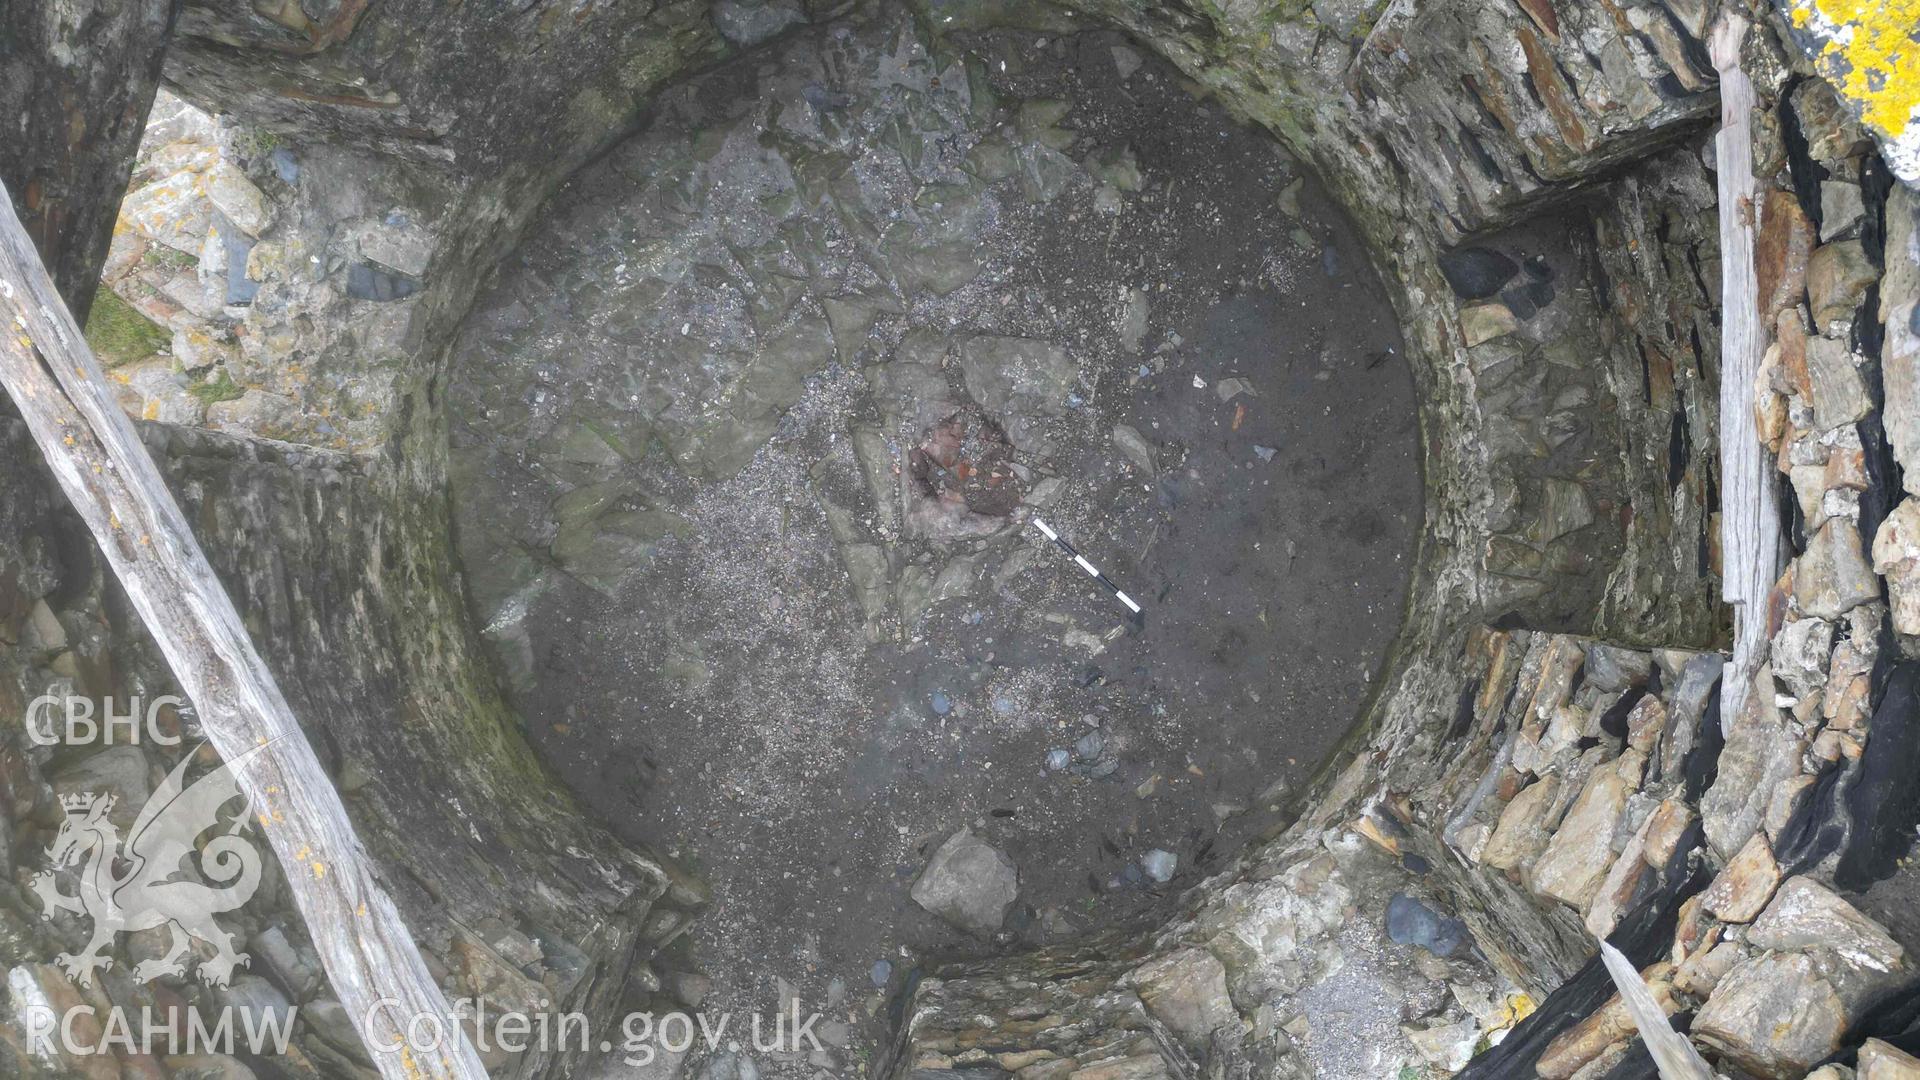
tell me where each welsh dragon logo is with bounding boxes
[29,742,272,989]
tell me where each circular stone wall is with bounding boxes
[444,10,1418,1062]
[12,0,1915,1077]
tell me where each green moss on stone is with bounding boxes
[147,245,198,271]
[82,289,170,368]
[233,128,284,157]
[190,371,244,406]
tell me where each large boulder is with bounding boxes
[1693,878,1907,1078]
[910,828,1018,936]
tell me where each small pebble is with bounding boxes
[1254,445,1277,462]
[930,691,952,716]
[1074,731,1104,759]
[870,959,892,987]
[1046,748,1071,771]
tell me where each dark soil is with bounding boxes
[445,14,1419,1076]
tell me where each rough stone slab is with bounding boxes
[1531,750,1643,909]
[1873,498,1920,636]
[1642,798,1698,868]
[1127,947,1238,1047]
[1702,672,1805,858]
[959,336,1077,418]
[1795,519,1879,620]
[1700,832,1780,923]
[1806,240,1878,332]
[1881,185,1920,496]
[1582,804,1653,939]
[1748,877,1905,972]
[911,828,1019,936]
[205,162,274,237]
[1695,877,1908,1077]
[1861,1038,1920,1080]
[1805,336,1873,430]
[1485,774,1561,870]
[1693,950,1852,1078]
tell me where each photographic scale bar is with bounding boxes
[1030,517,1142,616]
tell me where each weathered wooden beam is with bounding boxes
[1596,940,1714,1080]
[0,182,485,1080]
[1710,13,1780,733]
[0,0,180,315]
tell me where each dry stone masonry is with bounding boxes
[0,0,1918,1079]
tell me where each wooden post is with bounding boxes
[1710,13,1779,733]
[0,182,486,1080]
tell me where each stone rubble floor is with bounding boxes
[445,13,1419,1077]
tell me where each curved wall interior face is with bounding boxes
[0,2,1915,1080]
[443,14,1420,1039]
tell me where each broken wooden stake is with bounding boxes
[0,179,486,1080]
[1596,939,1714,1080]
[1710,12,1781,734]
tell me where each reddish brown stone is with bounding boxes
[1673,892,1714,961]
[1646,340,1677,410]
[1484,773,1561,871]
[1775,308,1812,398]
[1354,814,1402,856]
[1539,963,1676,1080]
[1514,0,1560,39]
[1496,765,1528,801]
[1826,444,1870,491]
[1476,630,1522,718]
[1756,191,1816,321]
[1825,671,1871,730]
[1812,727,1864,762]
[1517,25,1589,155]
[1643,798,1697,868]
[1766,564,1795,640]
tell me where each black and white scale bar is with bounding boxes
[1031,517,1142,614]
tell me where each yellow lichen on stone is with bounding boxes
[1792,0,1920,138]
